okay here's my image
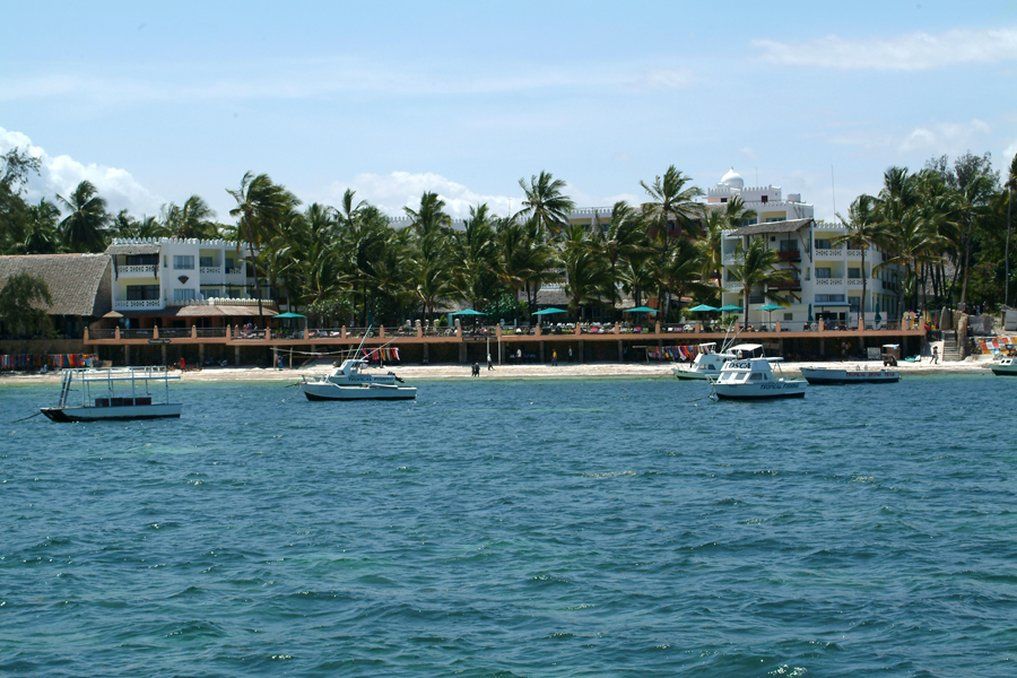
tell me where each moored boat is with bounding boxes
[673,342,730,380]
[990,357,1017,376]
[41,367,182,422]
[800,366,900,385]
[301,359,417,401]
[712,357,807,400]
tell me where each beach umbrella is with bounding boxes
[688,304,718,312]
[759,302,783,327]
[532,307,567,316]
[450,308,488,316]
[717,304,742,312]
[623,306,658,314]
[273,311,306,319]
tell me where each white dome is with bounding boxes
[719,167,744,189]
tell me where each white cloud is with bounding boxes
[898,118,991,153]
[0,59,693,106]
[326,171,518,219]
[323,171,637,219]
[755,26,1017,70]
[0,126,163,215]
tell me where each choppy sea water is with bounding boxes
[1,374,1014,675]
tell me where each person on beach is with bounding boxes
[487,353,494,371]
[551,350,558,366]
[471,361,480,377]
[568,347,573,362]
[932,345,939,364]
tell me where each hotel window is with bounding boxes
[761,195,768,203]
[126,284,160,300]
[848,267,861,279]
[173,288,196,302]
[199,255,216,268]
[815,238,832,249]
[225,257,238,273]
[816,267,832,279]
[783,312,794,321]
[173,255,195,270]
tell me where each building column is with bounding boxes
[199,344,205,365]
[123,344,130,366]
[578,340,585,364]
[539,341,545,363]
[160,344,167,366]
[617,340,624,362]
[234,345,241,366]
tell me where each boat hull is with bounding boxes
[673,368,715,380]
[713,381,807,400]
[800,367,900,385]
[40,403,182,422]
[990,365,1017,376]
[302,383,417,401]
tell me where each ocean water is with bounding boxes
[1,374,1014,675]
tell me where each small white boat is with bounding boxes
[800,366,900,385]
[990,357,1017,376]
[301,359,417,401]
[41,367,182,422]
[712,357,807,400]
[673,342,731,380]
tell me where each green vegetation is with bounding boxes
[1,148,1015,324]
[0,272,52,337]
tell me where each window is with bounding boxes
[783,312,794,321]
[225,257,240,274]
[816,267,832,279]
[761,195,769,203]
[779,240,799,252]
[848,267,861,279]
[815,294,845,303]
[173,255,194,270]
[124,254,158,266]
[199,256,216,268]
[815,238,832,249]
[126,285,160,300]
[849,297,861,312]
[720,197,728,203]
[750,373,763,380]
[173,288,196,302]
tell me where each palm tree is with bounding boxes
[164,195,219,239]
[729,238,791,326]
[227,172,300,323]
[595,201,649,306]
[452,204,499,309]
[878,209,943,313]
[1006,153,1017,306]
[516,171,575,239]
[559,223,612,319]
[57,180,109,252]
[405,192,453,319]
[833,194,882,327]
[0,272,52,337]
[19,199,62,254]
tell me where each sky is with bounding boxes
[1,1,1016,222]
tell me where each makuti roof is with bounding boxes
[0,253,112,317]
[728,218,814,237]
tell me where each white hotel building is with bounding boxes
[710,169,900,328]
[106,238,262,313]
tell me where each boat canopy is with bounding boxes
[882,344,901,349]
[728,343,763,352]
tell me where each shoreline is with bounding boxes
[0,358,995,385]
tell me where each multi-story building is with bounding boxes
[719,218,900,328]
[706,167,813,223]
[106,238,262,311]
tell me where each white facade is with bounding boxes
[108,238,257,312]
[706,167,814,223]
[720,220,901,329]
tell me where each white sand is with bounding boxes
[0,356,995,385]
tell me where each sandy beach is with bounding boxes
[0,356,996,385]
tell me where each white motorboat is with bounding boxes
[673,343,731,380]
[301,359,417,401]
[41,367,182,422]
[711,357,807,400]
[990,357,1017,376]
[800,366,900,385]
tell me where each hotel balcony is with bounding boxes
[116,265,159,278]
[769,279,802,291]
[814,277,846,287]
[777,250,801,262]
[113,298,163,311]
[814,247,863,259]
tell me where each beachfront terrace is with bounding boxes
[84,317,926,367]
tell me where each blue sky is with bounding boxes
[2,1,1016,221]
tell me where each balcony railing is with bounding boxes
[815,277,845,286]
[114,298,163,310]
[200,266,222,276]
[117,265,159,277]
[777,250,801,262]
[847,278,864,287]
[814,248,843,258]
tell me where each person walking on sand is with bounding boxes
[487,352,494,371]
[932,345,939,364]
[551,349,558,367]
